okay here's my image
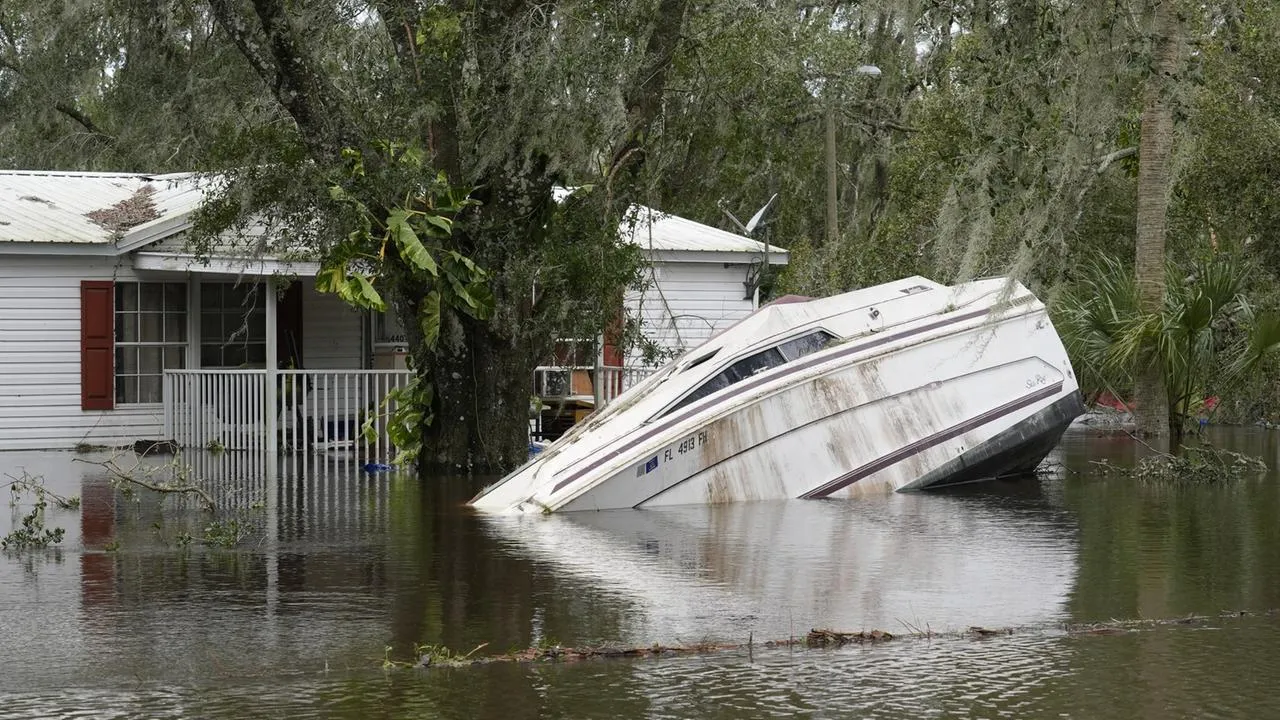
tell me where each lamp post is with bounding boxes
[825,64,882,248]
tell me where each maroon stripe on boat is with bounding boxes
[799,381,1064,499]
[547,306,995,497]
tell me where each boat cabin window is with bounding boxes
[667,330,835,415]
[777,331,833,361]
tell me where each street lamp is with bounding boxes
[825,64,882,249]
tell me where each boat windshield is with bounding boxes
[665,330,835,415]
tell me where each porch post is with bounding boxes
[265,279,279,455]
[594,332,605,409]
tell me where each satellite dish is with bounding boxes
[744,193,779,234]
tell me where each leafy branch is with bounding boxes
[320,142,495,464]
[2,471,78,552]
[1055,252,1280,436]
[73,452,217,511]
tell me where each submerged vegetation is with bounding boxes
[1091,444,1268,485]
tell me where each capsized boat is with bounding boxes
[470,276,1084,514]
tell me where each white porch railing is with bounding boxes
[164,369,414,459]
[531,364,659,409]
[593,365,659,407]
[164,370,268,453]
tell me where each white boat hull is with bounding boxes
[471,277,1082,514]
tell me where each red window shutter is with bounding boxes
[81,281,114,411]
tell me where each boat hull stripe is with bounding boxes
[799,381,1065,499]
[548,306,996,498]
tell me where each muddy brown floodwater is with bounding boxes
[3,426,1280,718]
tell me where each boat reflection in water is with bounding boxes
[478,487,1079,641]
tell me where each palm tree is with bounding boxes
[1057,254,1280,445]
[1133,0,1183,442]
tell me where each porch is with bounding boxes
[135,256,655,455]
[120,249,414,456]
[163,368,412,457]
[163,363,658,454]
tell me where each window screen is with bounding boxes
[200,282,267,368]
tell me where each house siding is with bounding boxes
[624,261,755,366]
[0,255,164,451]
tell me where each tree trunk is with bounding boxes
[824,99,839,248]
[422,319,534,475]
[391,277,534,476]
[1133,0,1181,444]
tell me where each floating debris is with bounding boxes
[806,629,894,647]
[1062,613,1213,635]
[1090,445,1267,484]
[380,609,1280,671]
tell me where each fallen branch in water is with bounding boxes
[381,609,1280,670]
[1062,613,1218,635]
[2,471,80,511]
[1090,444,1266,485]
[805,629,894,646]
[73,451,216,511]
[2,470,78,552]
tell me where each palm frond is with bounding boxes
[1228,310,1280,381]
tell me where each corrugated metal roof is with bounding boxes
[1,173,788,259]
[0,170,203,245]
[622,205,788,256]
[553,186,788,257]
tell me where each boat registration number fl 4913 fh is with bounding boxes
[470,276,1084,514]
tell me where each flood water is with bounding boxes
[3,427,1280,718]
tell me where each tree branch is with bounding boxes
[209,0,356,161]
[608,0,692,182]
[53,101,115,141]
[1070,146,1140,226]
[370,0,421,87]
[1095,146,1137,174]
[73,454,217,511]
[368,0,460,173]
[851,116,920,133]
[0,53,116,145]
[0,6,18,52]
[207,0,280,88]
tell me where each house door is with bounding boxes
[278,281,304,368]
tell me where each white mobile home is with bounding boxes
[0,170,398,454]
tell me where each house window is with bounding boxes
[114,282,187,404]
[200,282,267,368]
